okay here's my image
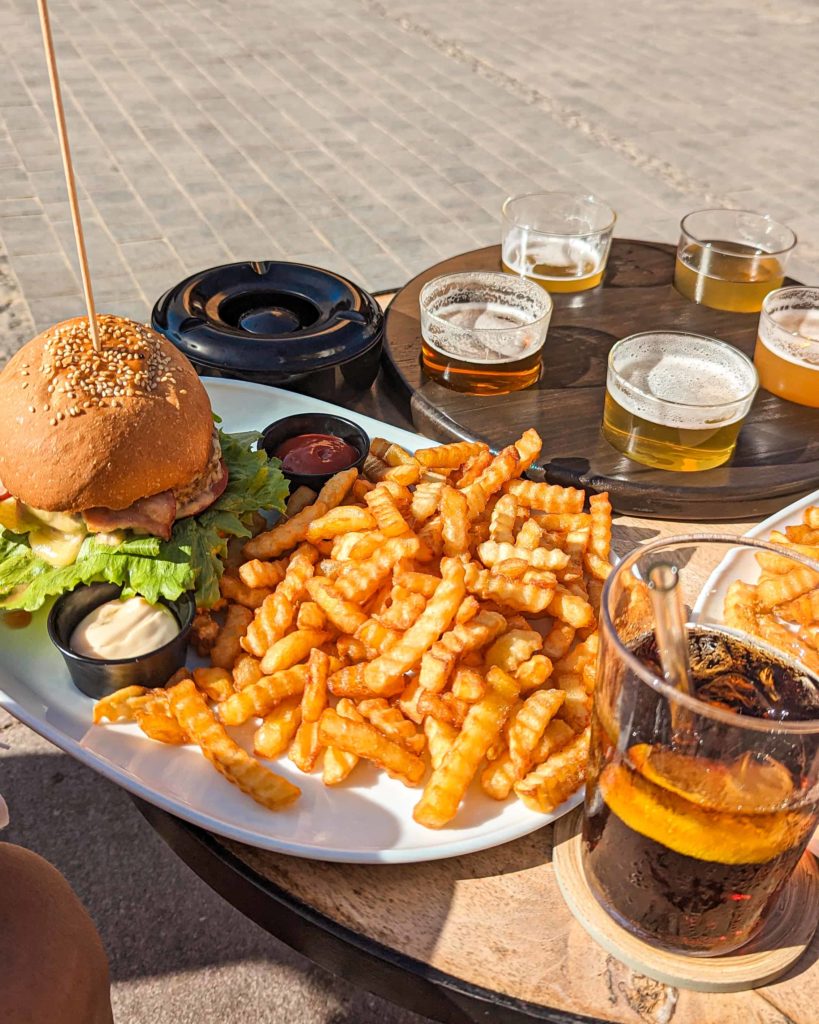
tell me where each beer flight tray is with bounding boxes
[383,239,819,520]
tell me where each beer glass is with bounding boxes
[584,535,819,956]
[419,271,552,394]
[755,287,819,408]
[674,209,796,313]
[501,192,615,293]
[601,331,758,472]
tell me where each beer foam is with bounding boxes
[762,308,819,369]
[429,301,535,361]
[502,230,599,277]
[608,334,756,429]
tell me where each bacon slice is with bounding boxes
[83,491,177,540]
[176,460,228,518]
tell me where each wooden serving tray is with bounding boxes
[383,240,819,520]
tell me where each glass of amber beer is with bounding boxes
[584,535,819,956]
[674,209,796,313]
[755,287,819,408]
[419,271,552,394]
[502,192,615,293]
[601,331,758,471]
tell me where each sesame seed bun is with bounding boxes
[0,315,214,512]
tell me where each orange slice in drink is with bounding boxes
[599,760,808,864]
[628,743,793,813]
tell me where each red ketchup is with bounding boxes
[275,433,359,475]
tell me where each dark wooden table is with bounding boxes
[133,287,819,1024]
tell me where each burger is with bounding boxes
[0,314,288,611]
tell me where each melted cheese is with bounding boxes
[28,528,85,568]
[0,498,87,567]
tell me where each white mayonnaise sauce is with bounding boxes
[70,596,178,660]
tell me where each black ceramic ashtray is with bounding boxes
[151,261,384,397]
[259,413,370,491]
[48,583,195,700]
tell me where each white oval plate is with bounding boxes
[0,379,580,863]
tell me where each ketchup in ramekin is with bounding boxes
[258,414,370,490]
[274,433,360,476]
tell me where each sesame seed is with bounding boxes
[28,405,35,413]
[49,418,56,426]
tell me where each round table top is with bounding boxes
[136,290,819,1024]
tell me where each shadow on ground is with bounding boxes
[0,721,432,1024]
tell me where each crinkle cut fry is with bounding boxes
[414,439,486,468]
[318,708,425,784]
[514,428,542,471]
[724,580,760,635]
[477,539,569,572]
[242,544,318,657]
[254,696,302,760]
[462,445,519,518]
[168,680,300,810]
[335,535,421,604]
[464,560,555,614]
[488,493,517,545]
[778,588,819,624]
[363,557,466,694]
[243,469,358,560]
[514,727,589,814]
[588,491,612,559]
[504,479,584,513]
[413,665,520,828]
[323,699,364,785]
[757,565,819,611]
[93,685,149,723]
[418,609,507,692]
[507,688,566,778]
[365,485,411,537]
[218,665,309,725]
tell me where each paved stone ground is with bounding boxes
[1,0,819,353]
[2,0,819,1021]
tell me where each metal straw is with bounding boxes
[647,563,693,698]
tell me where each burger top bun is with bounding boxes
[0,315,214,512]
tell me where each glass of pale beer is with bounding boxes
[755,287,819,408]
[601,331,758,471]
[674,209,796,313]
[502,192,615,293]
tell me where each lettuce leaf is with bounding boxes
[0,429,288,611]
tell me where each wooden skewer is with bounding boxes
[37,0,101,351]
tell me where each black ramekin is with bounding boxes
[259,413,370,491]
[47,583,195,700]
